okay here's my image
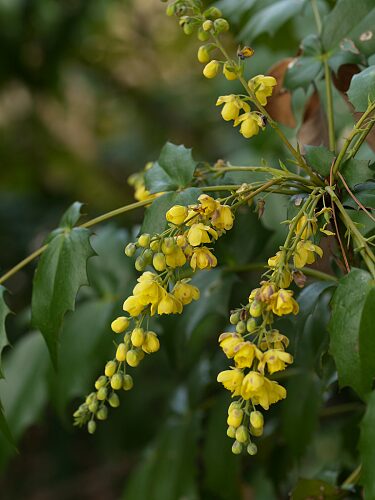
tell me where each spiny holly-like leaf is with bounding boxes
[328,269,375,398]
[31,205,95,367]
[145,143,197,193]
[360,390,375,499]
[347,66,375,111]
[0,286,11,379]
[304,145,335,178]
[284,35,323,91]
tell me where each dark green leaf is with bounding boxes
[347,66,375,111]
[360,390,375,499]
[284,35,323,91]
[340,159,374,188]
[31,227,95,367]
[239,0,308,40]
[342,181,375,209]
[0,286,10,379]
[328,269,375,398]
[304,145,335,177]
[144,163,175,193]
[291,478,345,500]
[59,201,84,229]
[0,401,14,449]
[322,0,374,51]
[123,414,200,500]
[141,188,200,234]
[347,7,375,57]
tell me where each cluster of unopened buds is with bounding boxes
[74,194,234,432]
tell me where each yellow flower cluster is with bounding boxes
[217,280,296,455]
[128,163,165,202]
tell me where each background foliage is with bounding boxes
[0,0,374,498]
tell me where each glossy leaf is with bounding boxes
[340,159,374,188]
[304,145,335,178]
[0,286,10,379]
[347,66,375,111]
[31,226,95,367]
[284,35,323,91]
[328,269,375,398]
[342,180,375,209]
[291,478,345,499]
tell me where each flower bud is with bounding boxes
[138,233,151,248]
[247,318,257,333]
[227,426,236,438]
[231,440,242,455]
[197,27,210,41]
[214,18,230,33]
[108,392,120,408]
[247,443,258,455]
[223,62,237,81]
[88,421,96,434]
[176,235,187,247]
[104,360,117,377]
[183,22,194,35]
[153,252,166,271]
[125,243,136,257]
[111,316,130,334]
[166,205,188,225]
[142,331,160,353]
[166,3,175,16]
[150,240,159,252]
[116,343,128,362]
[203,60,220,79]
[142,248,153,264]
[203,7,222,19]
[227,408,243,428]
[250,300,262,318]
[230,311,240,325]
[250,411,264,429]
[123,374,134,391]
[235,425,249,444]
[198,45,210,63]
[250,425,263,437]
[97,406,108,420]
[95,376,107,390]
[86,392,96,405]
[126,349,141,367]
[97,387,108,401]
[236,320,246,334]
[135,255,146,272]
[88,400,98,413]
[202,19,214,31]
[161,237,175,255]
[131,327,145,347]
[110,373,123,390]
[228,401,241,414]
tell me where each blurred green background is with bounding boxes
[0,0,367,498]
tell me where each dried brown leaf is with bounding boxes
[297,90,328,150]
[266,58,297,128]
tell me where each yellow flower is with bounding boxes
[234,112,265,139]
[258,349,293,374]
[260,330,289,351]
[217,368,244,396]
[270,289,299,316]
[203,60,220,78]
[223,62,238,80]
[142,331,160,353]
[166,205,188,225]
[134,184,152,201]
[268,251,282,268]
[111,316,130,334]
[218,332,243,358]
[216,95,250,121]
[293,240,323,269]
[211,204,234,230]
[172,281,200,305]
[198,194,218,215]
[157,289,183,315]
[233,341,262,369]
[122,295,145,317]
[257,281,277,303]
[241,372,286,409]
[165,246,187,268]
[248,75,277,106]
[190,246,217,270]
[187,223,218,246]
[295,215,317,239]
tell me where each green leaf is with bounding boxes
[59,201,84,228]
[360,390,375,499]
[328,269,375,398]
[284,35,323,91]
[31,227,95,367]
[340,159,374,188]
[304,145,335,177]
[322,0,374,51]
[145,142,197,192]
[0,401,14,449]
[347,66,375,111]
[291,478,345,500]
[123,414,200,500]
[343,181,375,209]
[239,0,308,40]
[0,286,10,379]
[141,187,200,235]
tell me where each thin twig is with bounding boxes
[338,172,375,223]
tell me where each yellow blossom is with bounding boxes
[233,341,262,369]
[122,295,145,317]
[211,205,234,230]
[270,289,299,316]
[190,246,217,270]
[217,368,244,396]
[165,246,187,268]
[187,223,218,246]
[172,281,200,305]
[268,251,282,268]
[134,184,152,201]
[166,205,188,225]
[198,194,218,215]
[216,95,250,121]
[142,331,160,353]
[293,240,323,269]
[233,112,265,139]
[157,289,183,315]
[219,332,243,358]
[260,330,289,351]
[248,75,277,106]
[203,60,220,78]
[295,215,317,239]
[241,372,286,409]
[257,282,277,303]
[223,62,238,80]
[258,349,293,374]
